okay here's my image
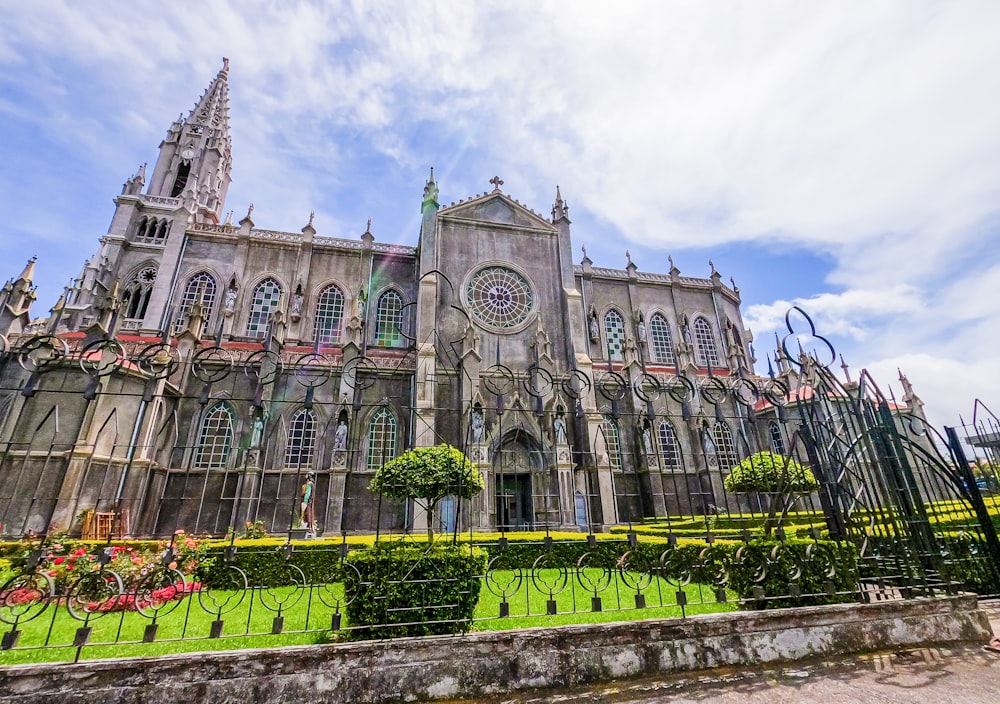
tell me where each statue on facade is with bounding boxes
[333,419,348,450]
[290,291,304,318]
[250,413,266,447]
[589,312,600,342]
[553,413,567,445]
[642,425,653,455]
[224,284,237,316]
[470,405,485,444]
[637,313,647,344]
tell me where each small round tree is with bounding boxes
[724,450,819,536]
[368,444,484,541]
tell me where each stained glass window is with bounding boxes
[314,284,345,344]
[465,266,534,330]
[713,422,739,473]
[246,278,282,338]
[604,310,626,361]
[373,290,404,347]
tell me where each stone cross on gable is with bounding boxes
[489,176,504,191]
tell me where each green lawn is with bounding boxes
[0,570,736,665]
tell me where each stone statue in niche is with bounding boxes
[333,420,348,450]
[553,412,567,445]
[589,314,600,342]
[250,413,266,448]
[224,284,237,317]
[642,425,653,455]
[637,313,647,344]
[470,405,485,444]
[290,288,304,319]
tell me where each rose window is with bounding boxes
[465,266,535,331]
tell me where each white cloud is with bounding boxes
[2,1,1000,423]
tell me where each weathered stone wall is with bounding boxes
[0,596,990,704]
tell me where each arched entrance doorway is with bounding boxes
[492,430,543,531]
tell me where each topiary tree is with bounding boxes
[724,450,819,537]
[368,444,484,541]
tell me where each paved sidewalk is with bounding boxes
[447,601,1000,704]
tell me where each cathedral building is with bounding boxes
[0,60,811,540]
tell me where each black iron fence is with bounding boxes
[0,308,998,662]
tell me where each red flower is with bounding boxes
[73,548,86,557]
[47,570,57,577]
[53,556,65,565]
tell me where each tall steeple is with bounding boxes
[147,58,233,224]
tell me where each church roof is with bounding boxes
[439,188,556,232]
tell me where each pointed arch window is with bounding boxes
[769,422,786,455]
[174,272,218,334]
[604,310,626,361]
[648,313,676,366]
[246,278,283,338]
[122,266,157,321]
[285,408,317,468]
[601,415,624,471]
[194,402,234,469]
[366,407,398,471]
[373,290,404,347]
[694,318,720,367]
[657,420,681,470]
[314,284,345,344]
[712,422,739,473]
[171,161,191,198]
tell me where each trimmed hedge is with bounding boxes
[343,542,487,639]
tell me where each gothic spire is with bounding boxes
[187,57,231,137]
[16,256,36,285]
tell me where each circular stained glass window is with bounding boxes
[465,266,535,331]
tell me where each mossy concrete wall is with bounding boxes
[0,595,991,704]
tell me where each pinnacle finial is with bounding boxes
[221,57,230,75]
[668,255,675,269]
[709,259,716,275]
[626,250,632,266]
[581,245,587,259]
[308,210,315,227]
[489,175,504,192]
[366,217,372,233]
[428,166,435,183]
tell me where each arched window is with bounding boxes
[134,217,148,238]
[314,284,345,344]
[648,313,676,365]
[285,408,317,468]
[246,277,283,338]
[601,415,624,471]
[657,420,681,470]
[122,265,157,321]
[373,290,404,347]
[769,422,786,455]
[603,310,626,361]
[174,272,218,334]
[194,402,234,469]
[694,318,720,367]
[366,407,398,471]
[171,160,191,198]
[712,422,739,473]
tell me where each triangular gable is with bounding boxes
[440,192,555,231]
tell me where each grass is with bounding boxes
[0,570,736,665]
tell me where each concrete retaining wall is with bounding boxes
[0,595,991,703]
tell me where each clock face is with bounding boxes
[181,148,195,160]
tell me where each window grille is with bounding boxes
[174,272,217,334]
[194,403,233,469]
[713,422,739,473]
[648,313,676,365]
[285,409,317,468]
[602,415,624,471]
[657,420,681,469]
[769,422,786,455]
[694,318,720,367]
[366,407,397,471]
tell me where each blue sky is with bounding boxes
[1,1,999,426]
